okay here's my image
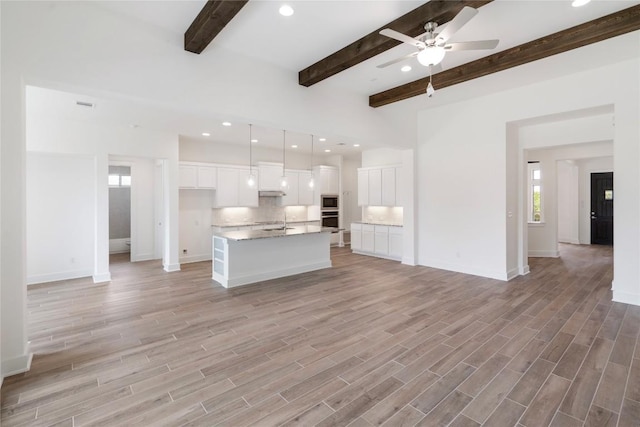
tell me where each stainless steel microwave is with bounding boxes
[321,194,339,210]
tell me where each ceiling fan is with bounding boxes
[377,6,499,70]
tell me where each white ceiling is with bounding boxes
[30,0,640,154]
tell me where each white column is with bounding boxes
[93,154,110,282]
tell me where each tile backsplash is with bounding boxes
[362,206,403,225]
[212,197,309,225]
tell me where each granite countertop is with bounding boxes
[353,221,403,227]
[213,225,336,241]
[212,220,319,228]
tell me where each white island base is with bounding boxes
[213,230,332,288]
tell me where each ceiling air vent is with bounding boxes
[75,101,94,108]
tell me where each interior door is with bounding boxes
[590,172,613,245]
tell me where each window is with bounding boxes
[528,162,542,222]
[108,170,131,187]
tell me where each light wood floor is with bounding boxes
[2,244,639,426]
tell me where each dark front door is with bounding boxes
[591,172,613,245]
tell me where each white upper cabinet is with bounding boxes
[214,167,258,207]
[258,162,284,191]
[281,170,314,206]
[297,171,314,206]
[357,165,401,207]
[381,167,396,206]
[179,163,217,189]
[357,169,369,207]
[314,165,339,195]
[368,169,382,206]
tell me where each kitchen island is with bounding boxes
[212,225,333,288]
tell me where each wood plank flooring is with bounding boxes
[2,244,639,426]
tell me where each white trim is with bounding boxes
[528,250,560,258]
[419,259,509,281]
[558,238,581,245]
[164,263,181,272]
[179,254,211,264]
[506,267,520,281]
[214,260,331,288]
[612,289,640,306]
[401,256,416,266]
[1,350,33,378]
[92,272,111,283]
[109,237,130,254]
[352,249,401,262]
[519,265,530,275]
[130,252,155,262]
[27,269,93,285]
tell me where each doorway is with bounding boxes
[108,165,132,262]
[590,172,613,245]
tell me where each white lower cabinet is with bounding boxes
[351,223,402,261]
[361,224,375,253]
[374,225,389,255]
[351,223,362,250]
[389,226,403,259]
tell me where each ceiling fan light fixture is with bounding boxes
[417,47,446,67]
[426,82,435,98]
[279,5,294,16]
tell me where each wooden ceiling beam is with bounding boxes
[185,0,249,54]
[369,4,640,108]
[298,0,494,87]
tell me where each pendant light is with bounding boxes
[280,130,288,189]
[308,134,315,189]
[247,124,256,187]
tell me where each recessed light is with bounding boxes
[401,65,412,72]
[291,145,298,148]
[279,4,294,16]
[202,132,210,136]
[222,121,231,126]
[251,139,258,143]
[319,138,326,142]
[324,149,331,153]
[129,124,139,128]
[353,144,360,147]
[571,0,590,6]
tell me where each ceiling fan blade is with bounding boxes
[376,51,419,69]
[380,29,425,49]
[436,6,478,43]
[444,39,499,51]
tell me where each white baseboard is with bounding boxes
[215,260,332,288]
[558,238,580,245]
[528,250,560,258]
[130,252,156,262]
[401,256,416,266]
[179,254,212,264]
[506,267,520,281]
[612,289,640,306]
[164,263,181,273]
[2,350,33,378]
[351,249,402,262]
[419,258,509,281]
[520,265,530,275]
[93,272,111,283]
[27,269,93,285]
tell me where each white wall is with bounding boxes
[341,157,361,230]
[557,160,579,245]
[27,153,95,284]
[417,54,639,293]
[26,111,180,280]
[526,142,613,256]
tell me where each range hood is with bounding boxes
[259,190,286,197]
